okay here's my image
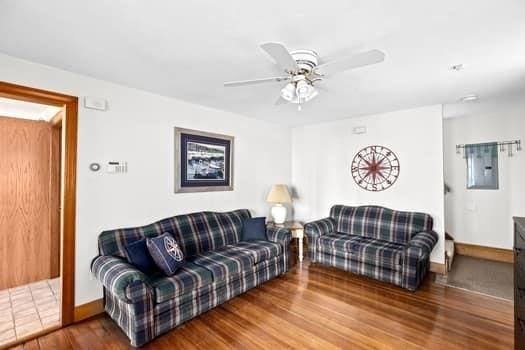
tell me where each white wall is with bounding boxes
[292,105,445,263]
[443,93,525,249]
[0,53,291,305]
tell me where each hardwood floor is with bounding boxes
[8,262,514,350]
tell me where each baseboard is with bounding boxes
[74,298,104,322]
[430,262,447,275]
[455,242,513,263]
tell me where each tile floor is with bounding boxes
[0,278,60,346]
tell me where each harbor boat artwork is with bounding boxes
[187,142,225,180]
[175,127,234,193]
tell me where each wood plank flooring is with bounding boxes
[7,262,514,350]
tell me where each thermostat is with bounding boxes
[107,161,128,174]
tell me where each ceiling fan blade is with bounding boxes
[260,42,299,73]
[224,76,289,87]
[314,49,385,76]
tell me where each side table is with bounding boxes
[268,221,305,263]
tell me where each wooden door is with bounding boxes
[0,116,59,289]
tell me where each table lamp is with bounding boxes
[266,184,292,224]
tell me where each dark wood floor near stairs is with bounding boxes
[9,262,513,350]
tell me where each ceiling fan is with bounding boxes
[224,42,385,110]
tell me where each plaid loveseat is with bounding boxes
[305,205,438,291]
[91,209,290,347]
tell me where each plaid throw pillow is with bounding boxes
[146,232,185,276]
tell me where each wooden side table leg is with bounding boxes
[298,236,303,263]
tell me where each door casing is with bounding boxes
[0,81,78,326]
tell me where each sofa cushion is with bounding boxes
[330,205,433,245]
[191,247,255,280]
[171,210,250,257]
[97,209,251,259]
[231,240,282,264]
[350,236,405,271]
[150,262,213,303]
[318,233,360,255]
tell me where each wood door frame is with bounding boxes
[0,81,78,326]
[50,113,63,279]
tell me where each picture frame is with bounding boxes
[174,127,234,193]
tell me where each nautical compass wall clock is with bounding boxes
[351,145,400,192]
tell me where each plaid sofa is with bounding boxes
[91,209,290,347]
[304,205,438,291]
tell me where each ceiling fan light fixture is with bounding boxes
[308,89,319,101]
[295,80,314,99]
[281,80,319,105]
[280,82,296,101]
[299,89,318,104]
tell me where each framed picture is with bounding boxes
[174,127,234,193]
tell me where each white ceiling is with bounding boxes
[443,87,525,119]
[1,1,524,126]
[0,97,61,121]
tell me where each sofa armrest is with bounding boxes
[402,231,438,291]
[91,255,152,304]
[266,226,291,248]
[405,231,438,259]
[304,217,335,240]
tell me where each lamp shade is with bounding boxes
[266,184,292,204]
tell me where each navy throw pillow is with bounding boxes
[242,217,267,241]
[146,233,185,276]
[124,238,156,274]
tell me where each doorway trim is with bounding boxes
[0,81,78,326]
